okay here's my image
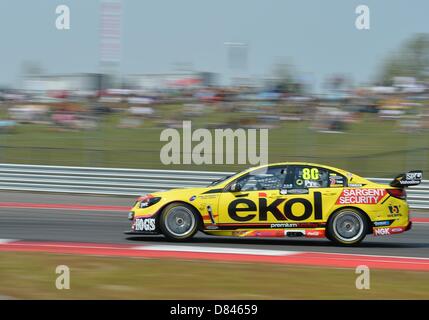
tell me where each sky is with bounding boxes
[0,0,428,90]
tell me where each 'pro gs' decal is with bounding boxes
[336,189,387,205]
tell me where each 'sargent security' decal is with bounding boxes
[336,189,387,205]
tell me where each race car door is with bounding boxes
[279,165,346,223]
[217,165,289,225]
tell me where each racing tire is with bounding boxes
[327,208,368,246]
[159,203,199,241]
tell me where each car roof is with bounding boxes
[245,162,353,177]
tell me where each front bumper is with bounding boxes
[124,230,160,235]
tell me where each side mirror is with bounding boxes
[229,182,242,192]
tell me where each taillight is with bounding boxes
[387,188,407,200]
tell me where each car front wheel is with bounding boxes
[159,203,199,241]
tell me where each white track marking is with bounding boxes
[133,245,300,256]
[0,205,125,212]
[0,239,16,244]
[304,250,429,261]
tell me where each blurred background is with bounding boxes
[1,0,429,177]
[1,1,429,301]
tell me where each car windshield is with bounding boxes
[208,174,235,187]
[207,167,256,187]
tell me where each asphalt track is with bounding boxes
[0,191,429,259]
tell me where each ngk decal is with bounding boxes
[374,228,390,236]
[336,189,386,205]
[373,226,405,236]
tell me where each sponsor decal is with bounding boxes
[397,179,421,185]
[388,205,400,214]
[189,195,196,201]
[336,189,387,205]
[251,230,285,237]
[200,195,217,199]
[135,218,156,231]
[348,183,364,187]
[329,173,344,180]
[406,172,422,180]
[374,227,390,236]
[284,230,305,237]
[373,220,393,227]
[270,223,298,228]
[305,229,325,238]
[214,222,326,230]
[390,227,405,233]
[387,213,402,218]
[138,195,152,207]
[228,192,323,222]
[279,189,288,195]
[305,180,320,188]
[281,188,309,195]
[329,176,344,186]
[258,192,267,197]
[138,195,161,208]
[232,230,249,236]
[140,202,150,208]
[373,226,406,236]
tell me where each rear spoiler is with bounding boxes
[390,170,423,187]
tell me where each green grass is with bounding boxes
[0,103,428,177]
[0,252,428,299]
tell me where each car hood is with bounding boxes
[149,187,214,199]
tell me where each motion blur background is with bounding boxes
[1,0,429,177]
[1,1,429,300]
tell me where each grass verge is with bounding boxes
[0,252,428,299]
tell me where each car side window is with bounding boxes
[327,171,346,187]
[287,166,330,188]
[234,166,288,191]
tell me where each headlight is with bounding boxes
[138,196,161,208]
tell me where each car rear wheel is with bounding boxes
[159,203,199,241]
[327,209,368,246]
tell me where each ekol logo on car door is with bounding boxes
[227,191,323,222]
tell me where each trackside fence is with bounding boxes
[0,163,428,209]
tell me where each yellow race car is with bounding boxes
[125,163,422,245]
